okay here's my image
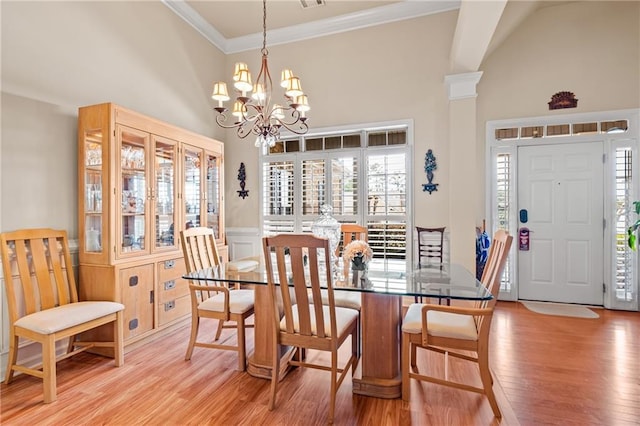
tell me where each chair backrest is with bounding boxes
[263,234,337,340]
[0,228,78,324]
[180,227,221,273]
[478,229,513,309]
[416,226,446,267]
[338,224,368,256]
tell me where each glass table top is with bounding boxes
[183,261,492,301]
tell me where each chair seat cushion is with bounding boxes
[226,259,259,272]
[320,289,362,310]
[281,304,358,337]
[402,303,478,341]
[199,289,254,314]
[14,301,124,335]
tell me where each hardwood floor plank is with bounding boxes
[2,301,638,425]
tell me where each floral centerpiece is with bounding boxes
[343,240,373,271]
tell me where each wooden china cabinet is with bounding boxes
[77,103,225,349]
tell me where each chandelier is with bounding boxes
[210,0,310,149]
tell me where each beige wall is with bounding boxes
[223,12,458,229]
[1,0,225,235]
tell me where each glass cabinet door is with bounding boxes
[183,146,202,230]
[205,152,221,239]
[152,136,178,251]
[83,130,104,254]
[118,125,149,257]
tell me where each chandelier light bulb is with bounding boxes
[233,63,249,81]
[251,83,266,101]
[294,95,310,112]
[285,76,303,98]
[234,69,252,94]
[280,69,293,88]
[211,82,230,108]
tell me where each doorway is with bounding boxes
[517,142,604,305]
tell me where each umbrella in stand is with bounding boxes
[476,220,491,281]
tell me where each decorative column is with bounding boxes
[445,71,482,271]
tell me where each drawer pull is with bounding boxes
[129,319,138,330]
[164,301,175,311]
[164,280,176,290]
[129,275,138,287]
[164,260,176,269]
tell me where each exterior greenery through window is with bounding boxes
[261,125,411,267]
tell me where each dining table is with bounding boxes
[183,261,492,399]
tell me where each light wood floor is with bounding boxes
[1,301,638,425]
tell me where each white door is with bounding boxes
[518,142,604,305]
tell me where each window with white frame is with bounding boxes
[261,124,411,267]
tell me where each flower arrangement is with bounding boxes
[342,240,373,264]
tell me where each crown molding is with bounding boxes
[444,71,483,100]
[163,0,460,54]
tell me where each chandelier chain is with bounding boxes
[262,0,268,55]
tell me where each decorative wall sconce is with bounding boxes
[237,162,249,199]
[422,149,438,194]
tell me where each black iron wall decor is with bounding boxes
[422,149,438,194]
[237,162,249,199]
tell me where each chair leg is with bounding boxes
[478,346,501,418]
[215,319,224,341]
[410,339,418,371]
[114,311,124,367]
[236,317,246,371]
[401,332,411,402]
[185,314,200,361]
[4,334,18,384]
[268,341,280,411]
[67,335,76,354]
[328,349,338,424]
[42,334,57,403]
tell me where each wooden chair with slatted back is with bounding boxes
[0,228,124,403]
[180,227,254,371]
[401,229,513,418]
[338,223,368,257]
[416,226,446,268]
[263,233,360,424]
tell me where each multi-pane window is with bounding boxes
[261,125,411,267]
[614,147,635,302]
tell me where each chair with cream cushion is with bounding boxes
[0,228,124,403]
[263,233,359,424]
[401,229,513,418]
[180,227,254,371]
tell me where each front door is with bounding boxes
[518,142,604,305]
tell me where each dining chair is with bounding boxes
[337,223,368,257]
[415,226,446,303]
[416,226,446,268]
[263,233,360,424]
[180,227,254,371]
[401,229,513,418]
[0,228,124,403]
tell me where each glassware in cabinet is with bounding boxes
[84,130,103,253]
[183,146,202,230]
[118,126,148,256]
[153,136,178,250]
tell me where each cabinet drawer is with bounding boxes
[158,277,190,303]
[158,295,191,326]
[158,257,187,282]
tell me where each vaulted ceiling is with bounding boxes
[162,0,559,73]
